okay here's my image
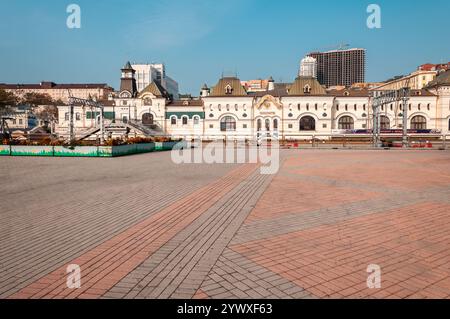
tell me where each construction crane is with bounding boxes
[312,43,350,52]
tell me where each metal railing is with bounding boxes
[172,133,450,150]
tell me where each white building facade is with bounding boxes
[132,63,179,99]
[55,66,450,141]
[299,56,317,78]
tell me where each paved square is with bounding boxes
[1,150,449,299]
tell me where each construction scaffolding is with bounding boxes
[371,80,410,148]
[68,96,105,144]
[0,116,13,142]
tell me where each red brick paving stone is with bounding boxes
[232,202,450,299]
[8,163,258,299]
[245,174,379,222]
[192,289,209,299]
[291,151,450,191]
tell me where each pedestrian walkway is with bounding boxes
[1,150,449,299]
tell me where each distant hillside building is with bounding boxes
[0,82,113,103]
[419,62,450,72]
[308,48,366,87]
[374,69,439,91]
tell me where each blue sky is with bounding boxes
[0,0,449,95]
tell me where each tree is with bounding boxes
[35,105,58,124]
[20,92,54,110]
[0,89,18,116]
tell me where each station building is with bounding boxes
[55,63,450,141]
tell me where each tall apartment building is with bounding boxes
[308,48,366,87]
[299,56,317,78]
[132,63,179,99]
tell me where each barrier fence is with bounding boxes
[0,141,183,157]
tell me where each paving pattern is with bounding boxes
[1,149,450,299]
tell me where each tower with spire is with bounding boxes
[119,61,137,97]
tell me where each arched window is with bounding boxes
[193,116,200,126]
[182,116,188,125]
[257,119,262,131]
[144,97,152,106]
[265,119,270,131]
[299,116,316,131]
[338,116,354,130]
[225,85,232,95]
[380,115,390,130]
[303,85,311,94]
[411,115,427,130]
[220,116,236,131]
[76,113,81,121]
[273,119,278,131]
[170,116,177,125]
[142,113,154,125]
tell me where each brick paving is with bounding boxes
[1,149,450,299]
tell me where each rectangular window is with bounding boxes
[288,124,293,129]
[209,124,214,128]
[322,123,327,128]
[19,119,23,125]
[243,124,247,129]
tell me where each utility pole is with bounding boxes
[401,88,410,148]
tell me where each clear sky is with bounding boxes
[1,0,449,95]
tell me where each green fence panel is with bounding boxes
[1,142,181,158]
[97,146,113,157]
[135,143,155,153]
[0,145,10,156]
[11,146,54,156]
[53,146,99,157]
[111,144,137,157]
